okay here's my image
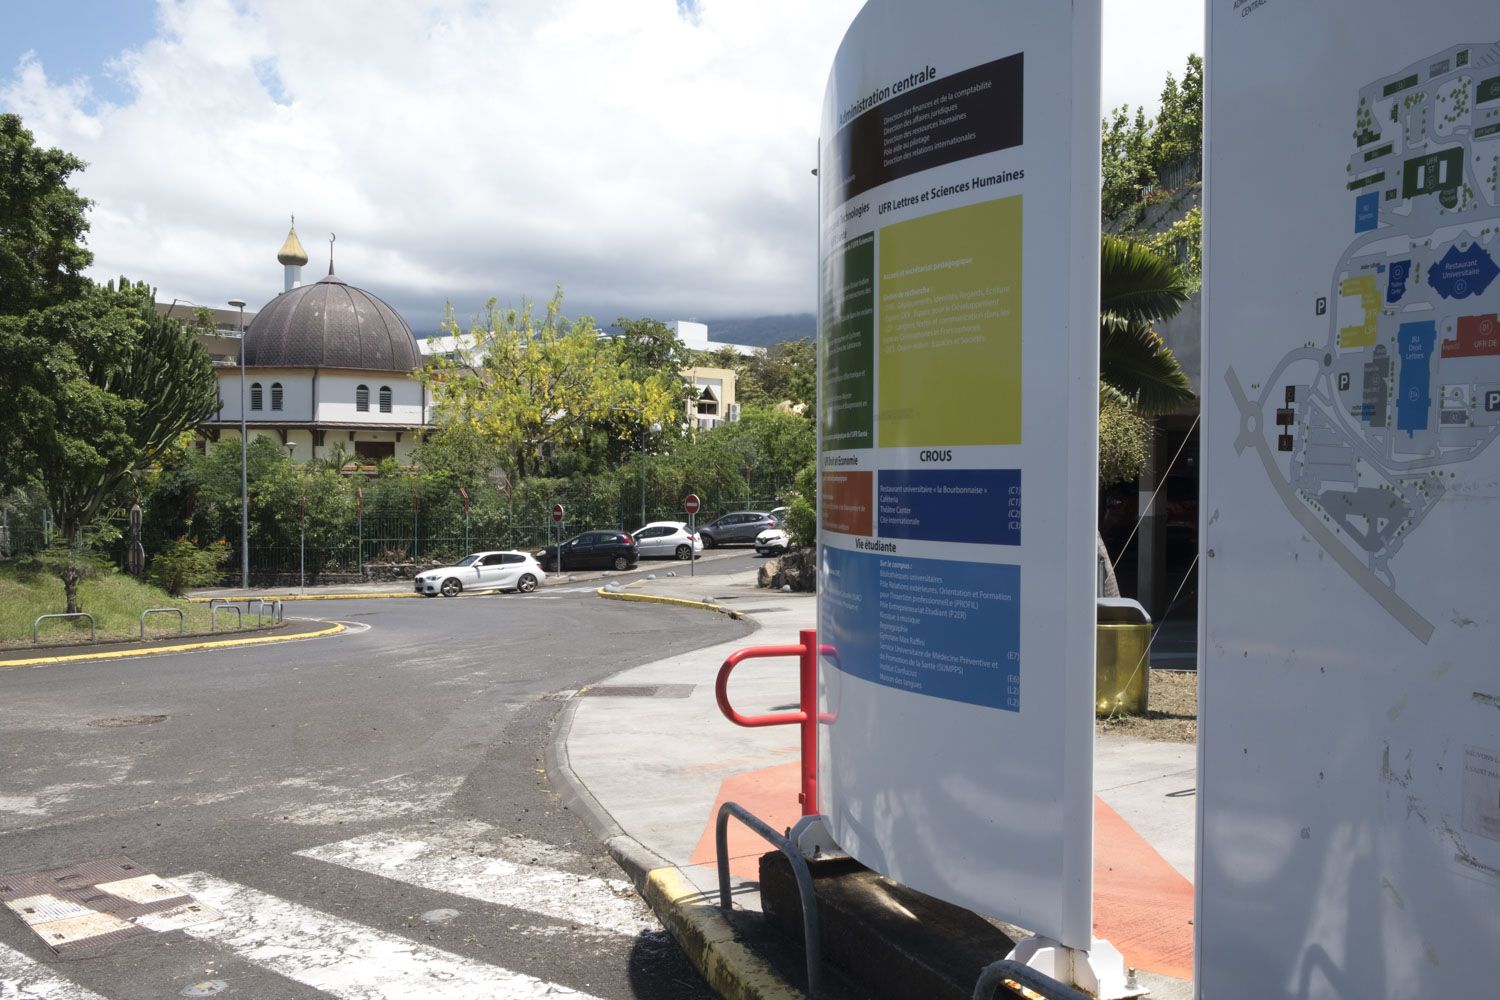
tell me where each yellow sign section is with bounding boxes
[877,196,1023,446]
[1338,274,1379,348]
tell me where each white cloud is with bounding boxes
[4,0,1200,331]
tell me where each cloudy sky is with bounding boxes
[2,0,1203,333]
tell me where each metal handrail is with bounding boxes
[716,628,829,815]
[33,612,96,644]
[972,959,1093,1000]
[716,802,822,997]
[139,608,185,638]
[210,604,242,631]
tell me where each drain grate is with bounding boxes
[580,684,695,699]
[88,716,166,728]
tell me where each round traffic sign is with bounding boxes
[551,503,565,522]
[684,494,701,514]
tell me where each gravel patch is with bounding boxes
[1096,669,1197,743]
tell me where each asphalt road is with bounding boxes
[0,553,763,999]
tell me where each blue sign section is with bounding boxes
[1427,243,1499,299]
[1386,259,1411,303]
[877,468,1020,545]
[1355,192,1380,232]
[1396,321,1436,434]
[821,547,1021,712]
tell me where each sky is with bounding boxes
[1,0,1204,333]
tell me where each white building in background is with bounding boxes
[198,223,433,465]
[660,320,758,357]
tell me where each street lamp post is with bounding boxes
[638,421,662,529]
[229,299,248,589]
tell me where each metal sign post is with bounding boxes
[684,494,701,577]
[552,503,565,575]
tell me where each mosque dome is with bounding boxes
[243,270,421,372]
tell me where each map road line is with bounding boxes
[1226,367,1435,643]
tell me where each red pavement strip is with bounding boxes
[689,764,1194,981]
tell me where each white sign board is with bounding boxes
[816,0,1101,946]
[1202,9,1500,996]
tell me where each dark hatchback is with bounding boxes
[697,511,779,548]
[535,530,639,572]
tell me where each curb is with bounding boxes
[0,621,346,669]
[545,679,802,1000]
[186,592,419,603]
[595,588,745,619]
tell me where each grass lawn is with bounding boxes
[0,564,259,649]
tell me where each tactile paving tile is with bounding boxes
[0,857,218,953]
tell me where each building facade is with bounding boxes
[199,224,432,465]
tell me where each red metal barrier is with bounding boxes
[716,628,821,816]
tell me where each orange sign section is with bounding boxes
[821,470,873,535]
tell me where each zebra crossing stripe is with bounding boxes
[0,941,108,1000]
[172,872,607,1000]
[296,820,655,937]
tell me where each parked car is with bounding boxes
[534,530,639,572]
[754,528,789,556]
[415,551,546,598]
[632,521,703,560]
[697,511,779,548]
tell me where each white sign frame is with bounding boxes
[816,0,1101,948]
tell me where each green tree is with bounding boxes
[0,278,219,611]
[612,316,692,377]
[0,114,93,317]
[1099,234,1194,416]
[422,290,682,478]
[1100,54,1202,249]
[716,405,815,498]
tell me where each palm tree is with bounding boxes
[1095,235,1195,596]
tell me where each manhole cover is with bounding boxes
[88,716,166,728]
[580,684,694,699]
[181,981,227,997]
[420,908,460,924]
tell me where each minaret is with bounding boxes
[277,216,308,292]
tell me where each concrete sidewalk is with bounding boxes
[556,568,1197,998]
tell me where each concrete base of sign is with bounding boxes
[1007,935,1146,999]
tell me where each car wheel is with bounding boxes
[517,573,538,593]
[674,544,691,560]
[612,555,629,571]
[701,533,717,549]
[440,577,462,598]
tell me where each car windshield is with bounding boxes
[454,554,482,567]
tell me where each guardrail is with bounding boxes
[716,802,822,996]
[32,612,96,644]
[139,608,185,639]
[715,628,832,815]
[210,604,242,632]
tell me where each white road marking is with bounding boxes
[0,941,108,999]
[297,820,656,937]
[172,872,606,1000]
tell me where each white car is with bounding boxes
[414,551,547,597]
[755,528,790,556]
[631,521,703,560]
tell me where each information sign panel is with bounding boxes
[816,0,1101,946]
[1202,10,1500,995]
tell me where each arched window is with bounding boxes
[379,385,393,414]
[250,382,263,411]
[270,382,283,411]
[356,384,370,412]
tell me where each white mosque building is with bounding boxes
[201,224,433,465]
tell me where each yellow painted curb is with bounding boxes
[187,592,419,603]
[595,588,744,619]
[0,622,346,669]
[642,866,803,1000]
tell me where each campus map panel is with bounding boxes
[1229,43,1500,642]
[1204,12,1500,996]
